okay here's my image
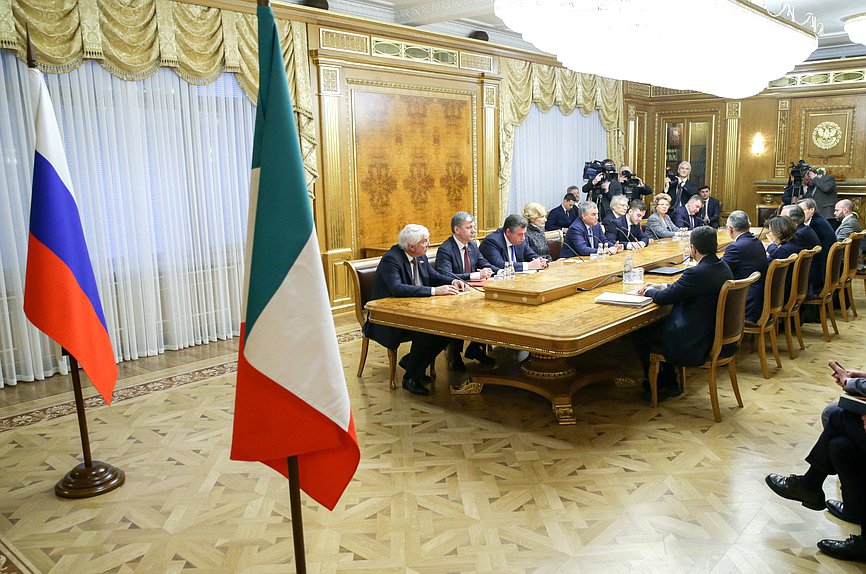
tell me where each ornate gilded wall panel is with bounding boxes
[349,84,476,249]
[774,100,790,178]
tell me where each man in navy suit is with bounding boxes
[634,227,734,399]
[605,199,651,249]
[721,211,767,323]
[479,214,548,272]
[602,194,629,234]
[671,195,708,230]
[545,190,579,232]
[697,185,721,229]
[435,212,496,370]
[562,201,622,258]
[802,197,836,293]
[364,224,467,396]
[666,160,700,206]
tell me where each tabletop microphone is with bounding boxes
[439,268,484,292]
[576,273,623,292]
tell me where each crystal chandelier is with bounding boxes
[493,0,822,98]
[844,13,866,46]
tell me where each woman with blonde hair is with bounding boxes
[646,193,676,239]
[523,202,553,261]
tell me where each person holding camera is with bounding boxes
[618,164,653,203]
[666,161,699,207]
[784,162,838,226]
[582,159,622,219]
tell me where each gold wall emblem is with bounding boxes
[811,121,842,150]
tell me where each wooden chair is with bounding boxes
[545,229,563,261]
[778,245,820,358]
[838,230,865,321]
[803,239,849,342]
[649,272,761,422]
[743,254,796,379]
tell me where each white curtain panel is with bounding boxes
[0,51,254,387]
[508,104,607,218]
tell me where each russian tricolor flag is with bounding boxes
[23,67,118,403]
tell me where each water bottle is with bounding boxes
[682,241,691,266]
[504,260,514,278]
[596,243,604,259]
[623,252,634,275]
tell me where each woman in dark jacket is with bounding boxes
[523,202,553,261]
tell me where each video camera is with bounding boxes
[665,167,678,182]
[583,160,617,182]
[620,170,642,188]
[789,159,811,187]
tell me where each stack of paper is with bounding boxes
[594,292,653,307]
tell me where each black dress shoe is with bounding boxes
[448,354,467,372]
[826,499,858,524]
[465,344,495,365]
[399,356,432,382]
[818,535,866,562]
[402,377,430,396]
[765,473,825,510]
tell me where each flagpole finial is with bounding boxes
[25,24,36,69]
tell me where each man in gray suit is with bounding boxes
[802,168,838,226]
[834,199,863,242]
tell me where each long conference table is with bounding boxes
[365,230,732,425]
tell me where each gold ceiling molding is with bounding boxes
[499,59,625,218]
[768,68,866,90]
[0,0,318,193]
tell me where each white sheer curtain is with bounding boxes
[508,104,607,216]
[0,51,254,387]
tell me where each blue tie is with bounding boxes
[510,245,516,263]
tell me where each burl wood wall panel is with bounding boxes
[352,89,474,247]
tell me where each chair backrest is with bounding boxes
[785,245,820,313]
[344,257,382,327]
[710,271,761,358]
[757,254,796,324]
[545,229,563,261]
[820,239,850,298]
[843,231,865,282]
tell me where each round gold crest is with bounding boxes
[811,121,842,150]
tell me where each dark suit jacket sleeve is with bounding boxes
[708,200,721,228]
[722,242,742,269]
[845,377,866,396]
[515,243,540,272]
[564,223,594,257]
[425,260,456,287]
[472,242,497,272]
[479,235,506,270]
[765,243,778,257]
[671,207,687,228]
[634,224,649,244]
[434,241,467,279]
[545,206,567,231]
[647,267,703,306]
[378,253,432,297]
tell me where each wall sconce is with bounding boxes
[751,132,766,155]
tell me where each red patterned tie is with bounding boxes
[463,246,472,274]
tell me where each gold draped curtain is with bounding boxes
[499,58,625,217]
[0,0,318,193]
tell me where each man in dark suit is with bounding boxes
[634,226,734,399]
[545,190,579,232]
[721,211,768,323]
[364,224,466,396]
[802,197,836,293]
[435,211,496,370]
[697,185,721,229]
[480,214,549,272]
[582,159,622,219]
[766,360,866,563]
[605,199,651,249]
[802,168,838,226]
[779,204,820,251]
[666,160,700,207]
[671,195,708,230]
[562,201,622,258]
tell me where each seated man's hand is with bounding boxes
[847,369,866,379]
[452,279,468,292]
[434,284,460,296]
[479,268,494,279]
[527,258,547,270]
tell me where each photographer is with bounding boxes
[781,160,810,205]
[618,164,653,203]
[782,161,838,225]
[665,161,699,207]
[582,159,621,219]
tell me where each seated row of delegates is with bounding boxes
[801,197,836,294]
[645,193,677,239]
[561,201,623,258]
[523,203,554,262]
[604,198,652,250]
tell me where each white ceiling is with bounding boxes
[299,0,866,62]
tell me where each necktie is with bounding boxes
[463,246,471,274]
[689,215,694,228]
[510,245,516,263]
[412,258,421,286]
[589,231,594,248]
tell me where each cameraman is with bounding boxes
[666,160,699,207]
[582,159,622,219]
[618,164,653,203]
[804,168,839,227]
[781,160,809,206]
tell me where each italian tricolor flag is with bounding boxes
[231,4,359,510]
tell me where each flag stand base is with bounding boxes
[55,461,125,499]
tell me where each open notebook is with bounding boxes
[594,292,653,307]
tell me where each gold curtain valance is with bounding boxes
[0,0,318,193]
[499,58,625,217]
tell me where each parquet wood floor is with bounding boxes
[1,300,866,573]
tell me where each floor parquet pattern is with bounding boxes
[1,301,866,573]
